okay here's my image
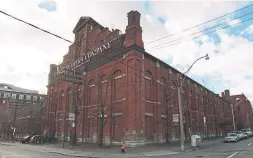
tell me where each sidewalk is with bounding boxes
[0,138,222,158]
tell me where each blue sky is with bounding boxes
[142,0,253,99]
[38,0,56,12]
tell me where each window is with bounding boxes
[189,90,192,96]
[97,27,101,34]
[89,24,93,32]
[112,70,123,101]
[99,75,107,103]
[4,93,8,98]
[19,94,24,100]
[160,78,166,105]
[88,80,96,105]
[26,95,31,100]
[66,88,72,111]
[33,96,38,101]
[169,69,172,74]
[12,93,16,100]
[145,71,153,101]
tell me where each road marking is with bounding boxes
[227,152,238,158]
[2,156,6,158]
[248,142,252,146]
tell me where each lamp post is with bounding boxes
[177,54,209,151]
[231,97,241,131]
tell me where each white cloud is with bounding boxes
[246,24,253,34]
[145,14,154,23]
[227,19,241,26]
[0,0,252,104]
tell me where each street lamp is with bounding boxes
[177,54,209,151]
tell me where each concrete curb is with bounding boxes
[48,151,100,158]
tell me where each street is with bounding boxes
[0,138,253,158]
[146,138,253,158]
[0,144,76,158]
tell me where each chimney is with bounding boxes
[125,10,144,48]
[221,92,225,97]
[48,64,57,85]
[127,10,141,28]
[225,90,230,97]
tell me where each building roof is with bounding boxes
[0,83,38,94]
[73,16,104,33]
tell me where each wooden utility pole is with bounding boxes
[11,103,17,143]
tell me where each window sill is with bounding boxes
[111,98,125,104]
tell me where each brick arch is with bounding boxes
[111,69,123,101]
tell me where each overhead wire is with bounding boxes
[153,16,253,49]
[146,3,253,44]
[0,10,74,44]
[151,11,253,49]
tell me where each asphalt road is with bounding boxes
[0,144,76,158]
[1,138,253,158]
[144,137,253,158]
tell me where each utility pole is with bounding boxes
[177,77,185,151]
[12,103,17,143]
[176,54,209,151]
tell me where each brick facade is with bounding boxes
[45,10,236,146]
[228,92,253,130]
[0,84,46,139]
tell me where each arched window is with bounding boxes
[66,88,72,112]
[111,70,123,101]
[59,91,64,111]
[76,85,82,107]
[160,78,166,105]
[145,71,153,101]
[88,79,96,105]
[99,75,107,103]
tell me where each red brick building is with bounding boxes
[45,11,235,146]
[0,83,46,139]
[226,91,253,130]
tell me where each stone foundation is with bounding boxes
[123,130,146,147]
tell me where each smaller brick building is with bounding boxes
[45,10,238,146]
[0,83,46,139]
[227,92,253,130]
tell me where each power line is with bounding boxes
[153,16,253,50]
[152,12,253,49]
[146,3,253,44]
[0,10,73,44]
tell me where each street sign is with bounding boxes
[203,116,206,124]
[69,113,75,121]
[173,114,179,123]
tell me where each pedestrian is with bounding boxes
[120,141,125,153]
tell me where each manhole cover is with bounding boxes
[196,156,204,158]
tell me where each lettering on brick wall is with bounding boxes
[54,42,111,76]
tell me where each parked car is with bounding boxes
[20,135,33,144]
[242,132,250,139]
[224,133,239,143]
[233,131,244,140]
[242,129,253,137]
[29,135,44,144]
